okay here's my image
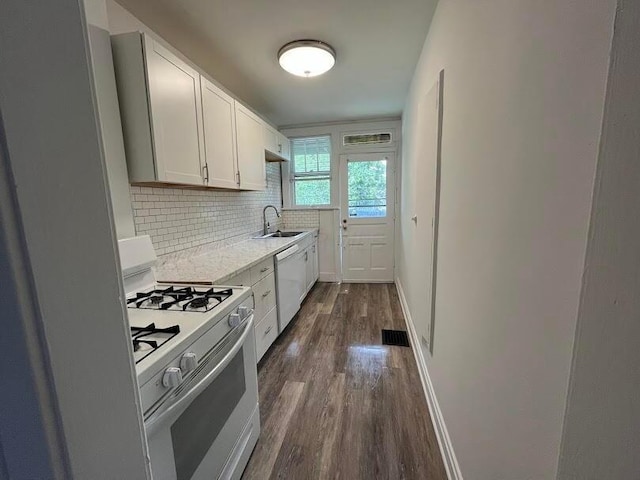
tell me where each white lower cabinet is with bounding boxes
[303,235,319,296]
[229,258,277,363]
[225,233,319,363]
[255,307,278,362]
[253,272,276,322]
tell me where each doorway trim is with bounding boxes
[339,152,396,282]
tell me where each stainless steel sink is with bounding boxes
[254,231,305,239]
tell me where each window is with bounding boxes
[290,136,331,206]
[343,132,392,147]
[347,159,387,217]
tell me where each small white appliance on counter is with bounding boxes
[118,235,260,480]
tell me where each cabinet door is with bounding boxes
[312,240,319,282]
[278,132,291,161]
[235,103,266,190]
[144,37,205,185]
[263,125,278,155]
[305,247,314,293]
[200,77,238,189]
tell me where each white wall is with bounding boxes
[558,1,640,477]
[87,23,137,239]
[0,0,150,477]
[397,1,615,478]
[84,0,137,240]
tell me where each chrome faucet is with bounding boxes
[262,205,281,235]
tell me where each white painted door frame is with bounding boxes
[411,70,444,353]
[340,152,396,282]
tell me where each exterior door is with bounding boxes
[340,152,395,282]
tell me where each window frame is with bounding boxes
[283,134,333,209]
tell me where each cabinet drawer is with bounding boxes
[255,307,278,362]
[253,272,276,321]
[250,257,274,284]
[224,268,251,287]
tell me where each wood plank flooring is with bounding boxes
[242,283,447,480]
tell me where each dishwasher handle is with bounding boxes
[276,244,299,262]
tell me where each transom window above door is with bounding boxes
[290,136,332,207]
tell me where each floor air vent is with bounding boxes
[381,329,410,347]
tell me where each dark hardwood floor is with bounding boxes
[242,282,447,480]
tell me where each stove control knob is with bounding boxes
[180,352,197,373]
[162,367,183,388]
[238,306,250,320]
[228,313,241,328]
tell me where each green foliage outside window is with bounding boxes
[292,136,331,206]
[290,137,388,213]
[348,160,387,217]
[294,178,330,206]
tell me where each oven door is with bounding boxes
[144,315,259,480]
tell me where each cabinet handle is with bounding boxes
[304,252,308,262]
[262,289,272,298]
[260,267,269,273]
[203,164,209,184]
[278,143,282,154]
[264,325,273,336]
[236,171,241,186]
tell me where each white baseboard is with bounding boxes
[318,272,339,282]
[395,277,463,480]
[342,279,394,284]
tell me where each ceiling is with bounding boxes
[114,0,438,127]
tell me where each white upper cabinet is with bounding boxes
[200,77,239,189]
[278,132,291,161]
[235,103,266,190]
[263,125,278,155]
[264,126,291,162]
[112,32,276,191]
[111,33,205,185]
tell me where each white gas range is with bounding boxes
[119,235,260,480]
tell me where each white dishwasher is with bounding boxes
[275,244,305,333]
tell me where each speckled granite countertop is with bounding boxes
[154,229,318,284]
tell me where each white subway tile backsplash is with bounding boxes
[283,209,320,228]
[131,163,282,255]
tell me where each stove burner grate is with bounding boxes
[131,323,180,363]
[127,286,234,312]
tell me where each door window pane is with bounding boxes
[348,160,387,218]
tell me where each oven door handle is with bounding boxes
[145,314,254,436]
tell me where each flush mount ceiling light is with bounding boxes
[278,40,336,78]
